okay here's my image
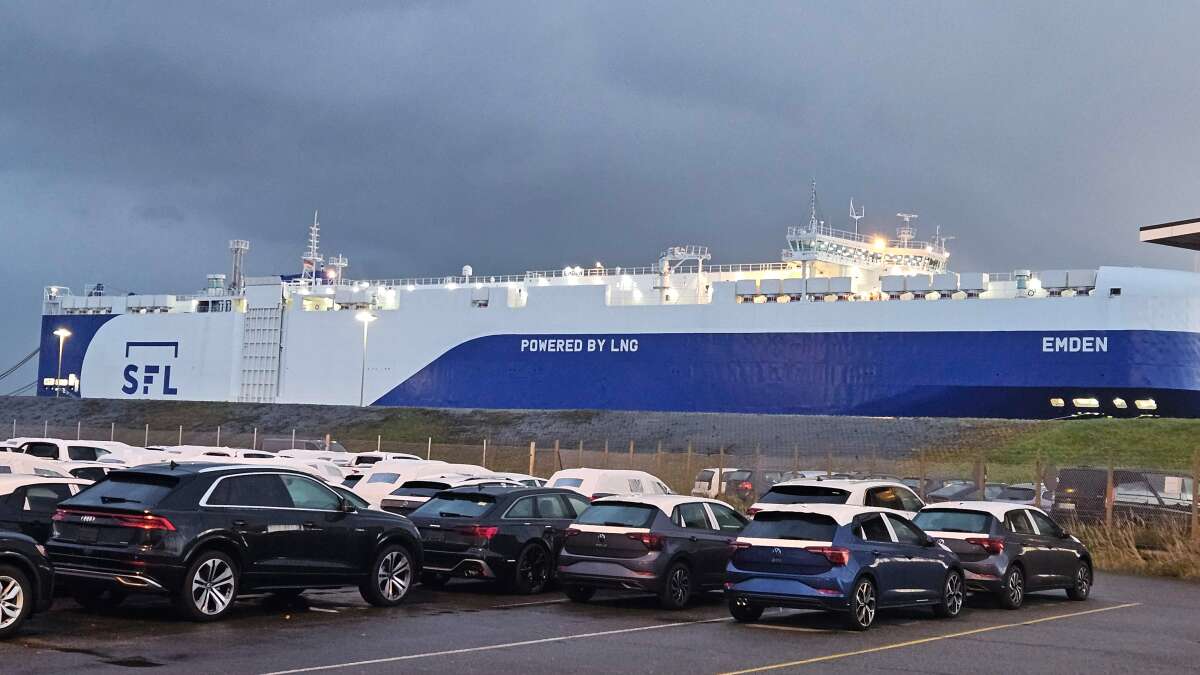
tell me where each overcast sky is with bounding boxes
[4,1,1200,388]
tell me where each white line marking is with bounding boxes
[490,598,571,609]
[261,617,732,674]
[747,624,830,634]
[307,607,339,614]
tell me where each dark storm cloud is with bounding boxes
[3,1,1200,383]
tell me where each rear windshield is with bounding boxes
[997,487,1035,500]
[575,503,657,528]
[70,467,108,482]
[742,512,837,542]
[355,456,381,465]
[760,485,850,505]
[930,483,971,498]
[696,470,714,483]
[726,471,752,482]
[411,493,496,518]
[551,477,584,488]
[914,509,994,534]
[366,472,401,484]
[390,481,451,498]
[68,472,180,508]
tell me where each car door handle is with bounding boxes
[689,535,698,542]
[870,550,880,556]
[232,519,247,527]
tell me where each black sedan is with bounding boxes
[47,463,424,621]
[408,486,590,593]
[557,495,748,609]
[0,530,55,639]
[914,501,1092,609]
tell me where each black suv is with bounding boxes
[408,486,590,593]
[0,530,54,639]
[47,463,423,621]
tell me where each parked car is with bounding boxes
[13,439,157,466]
[352,461,484,507]
[0,476,91,543]
[0,530,54,639]
[485,472,547,488]
[993,483,1055,508]
[914,502,1092,609]
[379,474,526,516]
[723,469,789,502]
[261,437,350,454]
[0,454,71,478]
[749,479,925,517]
[925,482,1007,504]
[47,463,423,621]
[276,448,354,467]
[350,452,424,468]
[558,495,748,609]
[546,468,673,500]
[1052,467,1193,524]
[691,468,744,498]
[725,504,965,630]
[409,486,589,593]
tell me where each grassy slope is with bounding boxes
[980,419,1200,470]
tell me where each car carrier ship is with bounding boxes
[35,195,1200,419]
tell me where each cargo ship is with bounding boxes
[37,194,1200,418]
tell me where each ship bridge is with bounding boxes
[1141,217,1200,250]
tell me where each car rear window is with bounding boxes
[742,512,837,542]
[696,470,714,483]
[575,502,657,528]
[929,483,971,498]
[411,493,497,518]
[366,472,401,484]
[998,487,1035,500]
[68,472,180,508]
[760,485,850,505]
[914,509,994,533]
[355,456,381,465]
[726,471,752,482]
[551,477,584,488]
[390,481,451,498]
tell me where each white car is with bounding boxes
[749,479,926,517]
[11,438,118,463]
[0,475,92,542]
[691,468,746,498]
[0,453,72,478]
[993,483,1055,508]
[379,474,526,515]
[351,461,487,507]
[483,472,546,487]
[546,468,673,500]
[161,445,279,460]
[185,456,346,483]
[276,448,354,467]
[349,452,425,468]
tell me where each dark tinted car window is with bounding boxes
[282,475,339,510]
[709,503,748,532]
[865,487,905,511]
[390,481,451,498]
[70,467,108,482]
[575,503,656,528]
[998,487,1036,500]
[0,467,10,474]
[743,511,837,542]
[760,485,850,505]
[856,515,892,542]
[674,503,713,529]
[1027,510,1062,536]
[914,509,994,533]
[413,493,496,518]
[696,470,713,483]
[929,482,971,498]
[895,487,924,511]
[726,471,752,482]
[1004,510,1035,535]
[551,477,584,488]
[564,494,590,517]
[887,515,926,545]
[69,472,179,508]
[206,474,293,508]
[366,473,401,485]
[536,495,571,519]
[505,496,536,518]
[25,484,73,511]
[68,446,101,461]
[24,443,58,459]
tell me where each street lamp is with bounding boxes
[52,328,71,398]
[355,311,377,407]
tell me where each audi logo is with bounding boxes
[79,515,96,523]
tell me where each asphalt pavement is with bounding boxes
[2,572,1197,674]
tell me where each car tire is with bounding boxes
[932,570,965,619]
[844,576,877,631]
[1066,561,1091,601]
[71,585,128,612]
[564,584,595,603]
[658,561,693,610]
[421,572,449,589]
[175,550,239,622]
[728,595,763,623]
[0,564,33,640]
[360,544,414,607]
[510,544,552,595]
[998,565,1024,610]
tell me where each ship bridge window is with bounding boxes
[1072,397,1100,409]
[1049,398,1065,408]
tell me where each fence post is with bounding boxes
[686,441,693,483]
[110,422,115,442]
[792,445,799,472]
[918,449,928,501]
[628,440,635,468]
[528,441,536,476]
[252,427,258,450]
[11,420,14,439]
[427,437,432,460]
[178,425,183,446]
[656,441,662,476]
[43,420,48,436]
[1105,456,1114,529]
[377,435,382,452]
[604,440,609,469]
[1034,449,1044,510]
[76,421,81,440]
[291,429,296,448]
[144,424,150,447]
[578,440,583,468]
[216,425,221,447]
[755,444,761,474]
[826,450,833,477]
[1191,448,1199,544]
[717,447,725,495]
[482,439,488,468]
[974,452,986,492]
[554,439,561,473]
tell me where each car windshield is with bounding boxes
[930,483,972,498]
[742,512,837,542]
[366,473,401,484]
[68,472,179,508]
[997,487,1036,500]
[575,503,657,528]
[759,485,850,504]
[411,493,496,518]
[726,471,752,482]
[389,481,451,498]
[914,509,994,533]
[551,477,584,488]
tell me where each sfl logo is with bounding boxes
[121,341,180,396]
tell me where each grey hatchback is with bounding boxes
[914,501,1093,609]
[557,495,748,609]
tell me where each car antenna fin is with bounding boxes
[169,459,178,470]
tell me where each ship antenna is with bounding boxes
[896,212,918,245]
[849,199,865,234]
[807,179,820,231]
[301,210,324,283]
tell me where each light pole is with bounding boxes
[52,328,71,398]
[355,311,377,407]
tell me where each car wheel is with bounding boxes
[658,561,692,610]
[1066,562,1091,601]
[0,565,33,640]
[421,572,449,589]
[564,584,595,603]
[71,585,128,612]
[175,551,239,622]
[933,570,965,619]
[844,577,877,631]
[360,544,414,607]
[998,565,1024,610]
[511,544,552,595]
[728,595,764,623]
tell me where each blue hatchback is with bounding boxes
[725,504,965,630]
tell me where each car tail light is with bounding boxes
[457,525,499,542]
[805,546,851,566]
[966,537,1006,555]
[746,507,761,516]
[54,509,176,531]
[738,481,753,491]
[626,532,663,551]
[564,527,582,537]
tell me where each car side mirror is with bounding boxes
[1058,529,1071,539]
[923,535,937,547]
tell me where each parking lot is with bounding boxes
[2,572,1195,674]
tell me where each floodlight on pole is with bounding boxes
[355,311,378,407]
[52,328,72,398]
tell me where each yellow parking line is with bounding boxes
[747,624,831,634]
[720,602,1140,675]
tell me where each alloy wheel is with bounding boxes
[944,573,964,615]
[1006,568,1024,607]
[518,546,548,590]
[1075,565,1090,596]
[854,580,876,627]
[0,575,24,630]
[377,550,412,602]
[191,558,235,616]
[668,566,690,605]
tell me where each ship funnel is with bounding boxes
[229,239,250,292]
